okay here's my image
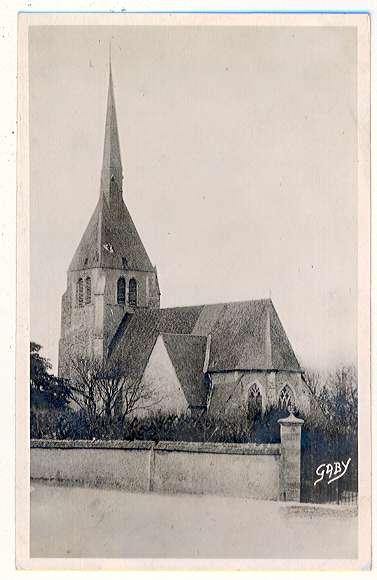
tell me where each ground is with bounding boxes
[30,482,357,559]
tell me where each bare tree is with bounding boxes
[67,352,163,425]
[67,354,101,420]
[303,364,358,434]
[303,368,323,397]
[321,365,358,434]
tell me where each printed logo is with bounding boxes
[314,458,351,486]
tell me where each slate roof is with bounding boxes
[69,194,155,273]
[108,299,302,403]
[161,333,208,407]
[69,64,154,273]
[108,306,203,388]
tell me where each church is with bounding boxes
[58,64,310,419]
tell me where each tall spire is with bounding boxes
[100,52,123,207]
[69,53,157,275]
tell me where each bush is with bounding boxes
[30,405,298,443]
[30,364,358,447]
[31,408,110,440]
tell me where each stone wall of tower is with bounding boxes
[101,268,160,356]
[59,268,100,378]
[58,266,160,379]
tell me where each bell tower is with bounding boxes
[58,59,160,379]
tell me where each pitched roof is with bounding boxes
[205,300,301,372]
[161,333,208,407]
[69,65,154,273]
[108,306,203,387]
[203,301,268,371]
[69,192,155,273]
[108,299,302,394]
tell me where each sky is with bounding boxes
[30,24,358,373]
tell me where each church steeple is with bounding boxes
[100,57,123,208]
[68,62,157,274]
[59,53,161,378]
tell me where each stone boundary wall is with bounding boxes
[31,440,281,500]
[31,439,280,454]
[31,415,303,501]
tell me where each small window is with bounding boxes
[85,277,91,304]
[248,383,262,419]
[122,257,128,269]
[117,277,126,305]
[76,278,83,308]
[128,278,138,307]
[279,385,295,411]
[110,175,118,195]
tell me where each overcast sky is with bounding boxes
[30,24,357,373]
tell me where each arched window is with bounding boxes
[85,277,91,304]
[117,277,126,305]
[279,385,295,411]
[128,278,138,307]
[248,383,262,420]
[76,278,83,308]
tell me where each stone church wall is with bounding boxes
[274,371,310,414]
[208,369,309,417]
[135,335,189,418]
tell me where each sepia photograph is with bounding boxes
[16,12,371,570]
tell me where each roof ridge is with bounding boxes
[161,298,273,311]
[160,332,207,338]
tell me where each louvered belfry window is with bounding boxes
[77,278,84,308]
[128,278,138,307]
[117,277,126,305]
[85,277,91,304]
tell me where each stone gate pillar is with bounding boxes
[278,413,304,502]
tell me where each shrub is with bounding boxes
[30,406,297,443]
[30,364,358,447]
